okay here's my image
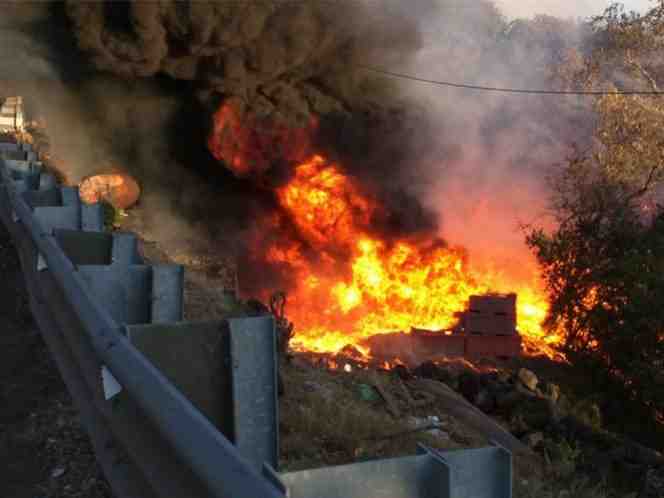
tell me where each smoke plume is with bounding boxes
[1,1,608,297]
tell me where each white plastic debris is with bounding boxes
[51,467,66,478]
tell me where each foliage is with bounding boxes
[526,161,664,419]
[589,2,664,191]
[526,2,664,430]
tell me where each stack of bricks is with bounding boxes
[0,96,24,133]
[464,294,517,335]
[463,293,521,358]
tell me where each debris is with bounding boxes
[79,172,140,210]
[340,344,365,360]
[408,415,443,430]
[412,378,536,457]
[51,467,66,478]
[517,368,539,391]
[370,416,448,442]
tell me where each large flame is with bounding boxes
[272,156,557,357]
[209,102,562,360]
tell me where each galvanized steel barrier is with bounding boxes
[0,128,512,497]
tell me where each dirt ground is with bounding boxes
[0,223,111,498]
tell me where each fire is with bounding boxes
[208,102,561,360]
[207,98,316,179]
[269,155,557,358]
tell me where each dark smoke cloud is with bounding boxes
[65,1,429,121]
[0,2,258,256]
[2,1,607,297]
[64,0,449,247]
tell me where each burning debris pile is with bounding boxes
[207,106,556,361]
[62,1,564,361]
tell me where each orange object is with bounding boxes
[79,172,140,209]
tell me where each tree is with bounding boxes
[526,2,664,426]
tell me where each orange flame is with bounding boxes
[270,155,557,358]
[208,102,561,360]
[207,98,316,179]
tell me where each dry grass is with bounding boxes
[278,359,475,472]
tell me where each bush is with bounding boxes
[526,162,664,432]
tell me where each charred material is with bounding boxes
[366,294,522,366]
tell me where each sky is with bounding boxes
[498,0,655,19]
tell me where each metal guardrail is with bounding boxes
[0,117,513,497]
[0,139,284,498]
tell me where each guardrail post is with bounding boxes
[126,316,279,471]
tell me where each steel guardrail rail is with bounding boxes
[0,143,285,498]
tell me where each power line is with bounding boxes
[358,65,664,96]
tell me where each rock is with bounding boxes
[541,382,560,403]
[521,431,544,448]
[392,364,414,381]
[408,415,443,429]
[408,416,449,439]
[458,371,481,403]
[517,368,539,391]
[639,467,664,498]
[515,381,538,398]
